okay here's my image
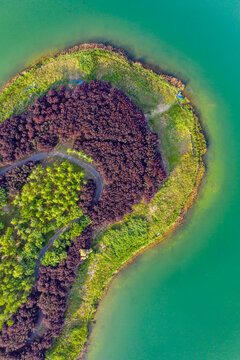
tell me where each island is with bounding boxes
[0,44,206,360]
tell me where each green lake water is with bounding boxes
[0,1,240,359]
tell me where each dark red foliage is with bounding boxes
[0,292,39,355]
[0,80,166,221]
[0,162,39,194]
[1,329,53,360]
[0,80,166,359]
[78,179,96,212]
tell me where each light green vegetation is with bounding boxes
[0,47,206,359]
[0,187,7,230]
[41,216,91,267]
[0,187,7,208]
[67,148,94,163]
[0,161,85,328]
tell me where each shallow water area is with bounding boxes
[0,1,240,359]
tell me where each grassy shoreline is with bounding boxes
[0,44,207,360]
[79,161,205,360]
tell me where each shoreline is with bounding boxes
[0,44,207,360]
[80,162,205,360]
[0,41,208,163]
[0,42,184,97]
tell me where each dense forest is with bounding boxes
[0,162,38,194]
[0,80,166,359]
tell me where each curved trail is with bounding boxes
[0,151,103,202]
[29,218,83,343]
[0,152,103,343]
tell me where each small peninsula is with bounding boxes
[0,44,206,360]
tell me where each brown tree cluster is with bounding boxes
[0,162,39,194]
[0,81,166,359]
[0,228,93,360]
[0,292,40,358]
[77,179,96,212]
[0,329,53,360]
[37,227,92,335]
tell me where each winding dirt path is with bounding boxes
[0,152,103,343]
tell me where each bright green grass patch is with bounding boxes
[0,48,178,122]
[67,148,94,163]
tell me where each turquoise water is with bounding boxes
[0,1,240,359]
